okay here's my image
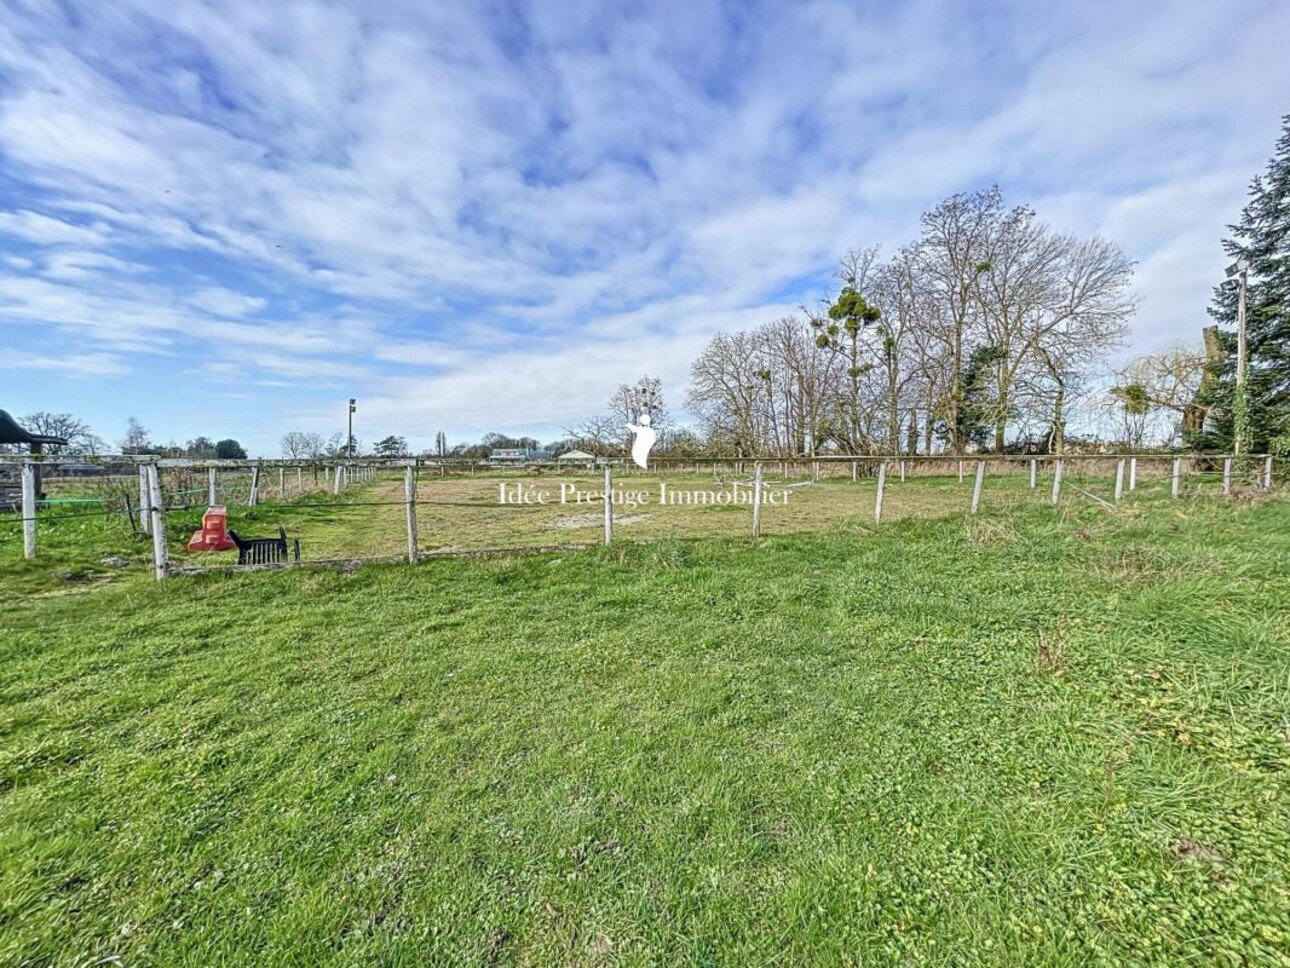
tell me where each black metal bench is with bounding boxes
[228,526,300,565]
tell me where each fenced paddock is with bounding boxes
[0,453,1280,580]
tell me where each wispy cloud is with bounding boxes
[2,349,129,378]
[1,0,1287,453]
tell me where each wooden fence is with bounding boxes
[1,453,1279,578]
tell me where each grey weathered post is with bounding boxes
[1128,457,1138,491]
[207,467,216,506]
[138,465,152,535]
[147,464,168,581]
[1050,459,1063,506]
[603,464,613,545]
[1029,458,1037,489]
[958,460,964,483]
[1265,455,1274,489]
[874,460,888,523]
[1114,459,1125,502]
[278,467,285,498]
[21,462,36,560]
[296,467,303,493]
[812,460,820,483]
[752,462,763,538]
[970,460,985,514]
[1222,457,1232,496]
[899,460,906,483]
[1171,457,1182,499]
[404,465,418,563]
[333,465,343,494]
[851,460,857,482]
[248,466,260,507]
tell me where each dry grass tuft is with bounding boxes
[1090,542,1223,587]
[1035,629,1067,675]
[964,516,1019,548]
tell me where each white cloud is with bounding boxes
[1,349,129,378]
[189,288,268,317]
[0,209,108,246]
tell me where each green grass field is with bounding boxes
[2,484,1289,965]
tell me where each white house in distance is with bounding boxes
[556,449,596,468]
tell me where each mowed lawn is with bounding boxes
[2,498,1289,966]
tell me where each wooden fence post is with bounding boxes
[297,467,303,493]
[1128,457,1138,491]
[752,462,763,538]
[147,464,168,581]
[1050,459,1063,506]
[875,461,888,523]
[899,460,906,483]
[278,467,285,498]
[1265,455,1274,489]
[970,460,985,514]
[1222,457,1232,496]
[603,465,613,545]
[1114,459,1125,502]
[958,460,964,483]
[812,460,820,483]
[1029,458,1037,489]
[333,466,342,494]
[851,460,857,482]
[248,466,260,507]
[21,462,36,560]
[404,465,418,563]
[138,465,152,535]
[1171,457,1182,499]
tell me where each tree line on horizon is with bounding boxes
[7,119,1285,464]
[565,118,1288,460]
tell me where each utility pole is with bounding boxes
[347,398,357,460]
[1227,260,1250,458]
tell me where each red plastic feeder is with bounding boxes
[187,506,235,552]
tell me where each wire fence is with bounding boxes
[0,454,1280,578]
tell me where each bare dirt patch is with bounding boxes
[549,513,651,530]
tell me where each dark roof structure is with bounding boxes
[0,409,67,448]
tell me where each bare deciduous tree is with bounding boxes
[17,412,104,456]
[912,186,1003,453]
[682,188,1139,457]
[280,431,327,459]
[120,416,152,455]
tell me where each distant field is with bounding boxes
[2,494,1288,965]
[5,459,1245,575]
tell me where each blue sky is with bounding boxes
[1,0,1287,456]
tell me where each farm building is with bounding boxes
[489,447,549,465]
[556,449,596,467]
[0,409,67,509]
